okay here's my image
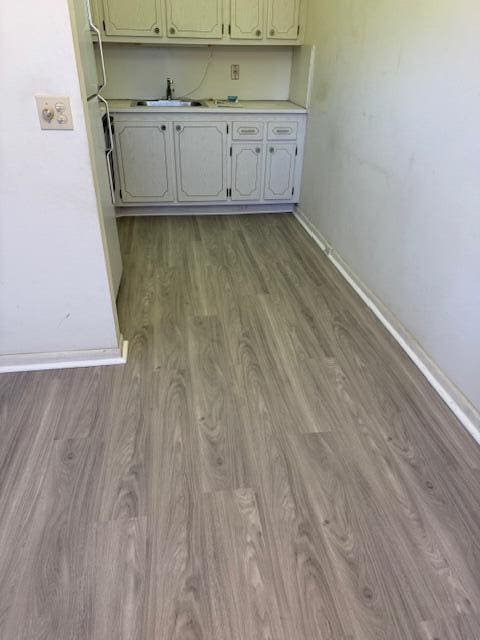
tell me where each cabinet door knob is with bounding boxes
[270,29,275,36]
[256,29,262,37]
[269,147,275,153]
[169,27,176,35]
[255,147,261,154]
[161,125,166,131]
[154,27,160,34]
[176,125,182,132]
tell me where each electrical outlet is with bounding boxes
[35,95,73,130]
[231,64,240,80]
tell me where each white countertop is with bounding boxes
[107,99,307,114]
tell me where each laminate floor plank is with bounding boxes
[145,368,213,639]
[1,214,479,640]
[92,517,147,640]
[97,361,151,523]
[0,374,63,637]
[188,314,248,493]
[153,266,188,371]
[203,488,285,640]
[420,613,480,640]
[6,435,104,640]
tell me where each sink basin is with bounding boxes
[136,99,204,107]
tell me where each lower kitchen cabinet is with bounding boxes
[116,122,176,202]
[174,122,228,201]
[112,112,306,208]
[264,142,297,200]
[231,143,264,201]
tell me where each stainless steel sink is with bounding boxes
[135,99,204,107]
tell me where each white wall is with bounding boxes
[100,45,292,100]
[299,0,480,411]
[0,0,119,356]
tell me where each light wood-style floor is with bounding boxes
[1,214,480,640]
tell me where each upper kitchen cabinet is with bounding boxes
[92,0,305,44]
[165,0,223,39]
[230,0,264,40]
[267,0,301,40]
[101,0,163,37]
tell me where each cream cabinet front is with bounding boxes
[174,122,228,201]
[230,0,264,40]
[165,0,223,39]
[115,122,176,202]
[92,0,304,44]
[264,142,297,200]
[231,144,264,200]
[101,0,163,37]
[112,112,306,208]
[267,0,301,40]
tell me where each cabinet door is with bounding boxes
[102,0,163,37]
[165,0,223,39]
[175,122,227,201]
[267,0,300,40]
[230,0,264,40]
[116,122,175,202]
[231,144,264,201]
[264,143,296,200]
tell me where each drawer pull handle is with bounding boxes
[239,128,258,134]
[274,128,291,134]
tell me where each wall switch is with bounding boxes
[231,64,240,80]
[35,96,73,130]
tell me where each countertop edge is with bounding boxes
[106,101,308,115]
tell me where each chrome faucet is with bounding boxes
[166,77,175,100]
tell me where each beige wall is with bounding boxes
[0,0,118,356]
[299,0,480,410]
[100,45,292,100]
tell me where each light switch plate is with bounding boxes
[35,95,74,130]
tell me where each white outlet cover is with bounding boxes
[35,95,74,130]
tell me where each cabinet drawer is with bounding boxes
[267,121,298,140]
[232,122,265,141]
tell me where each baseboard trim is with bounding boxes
[115,204,294,217]
[293,207,480,445]
[0,339,129,374]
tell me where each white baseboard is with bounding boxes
[294,207,480,445]
[115,204,294,217]
[0,339,129,374]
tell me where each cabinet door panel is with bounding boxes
[230,0,264,40]
[231,144,264,201]
[264,143,296,200]
[166,0,223,39]
[116,123,175,202]
[175,122,227,201]
[102,0,163,36]
[267,0,300,40]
